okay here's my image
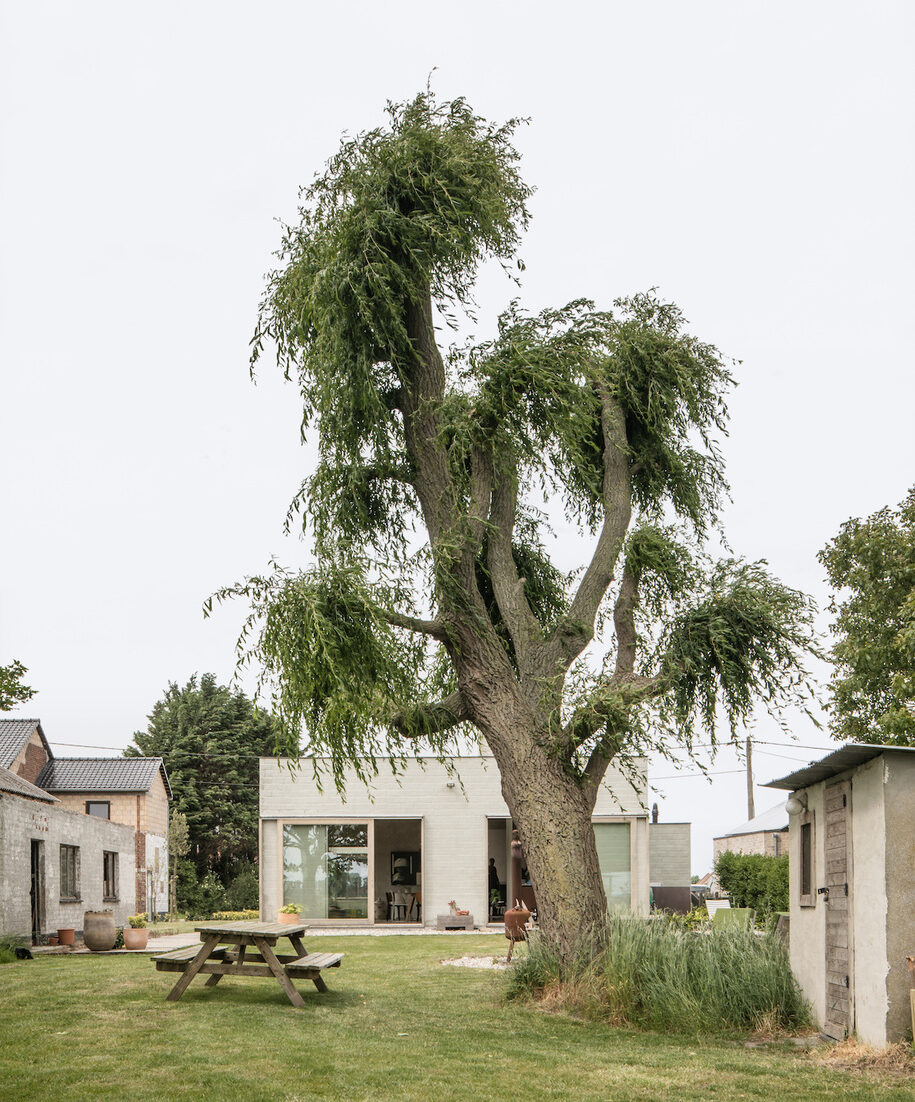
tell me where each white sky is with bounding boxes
[2,1,913,872]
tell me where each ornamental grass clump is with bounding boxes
[506,914,809,1037]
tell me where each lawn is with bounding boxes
[0,934,910,1101]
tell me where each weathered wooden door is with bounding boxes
[823,780,853,1039]
[30,839,43,944]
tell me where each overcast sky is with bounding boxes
[2,1,913,871]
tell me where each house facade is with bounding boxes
[712,802,789,863]
[0,718,171,940]
[766,744,915,1046]
[0,766,137,940]
[259,755,652,926]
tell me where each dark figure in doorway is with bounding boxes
[488,858,500,892]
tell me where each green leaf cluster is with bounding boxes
[0,660,35,712]
[819,486,915,744]
[126,674,282,885]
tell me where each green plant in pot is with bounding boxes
[123,912,149,950]
[278,903,303,925]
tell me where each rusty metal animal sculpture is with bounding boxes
[504,901,531,963]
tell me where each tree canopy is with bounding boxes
[819,486,915,745]
[0,660,35,712]
[213,93,818,956]
[126,674,283,886]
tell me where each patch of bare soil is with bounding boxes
[812,1038,915,1079]
[441,955,509,970]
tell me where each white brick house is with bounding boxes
[259,755,651,926]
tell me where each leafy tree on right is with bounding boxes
[819,486,915,745]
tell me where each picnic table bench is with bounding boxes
[152,921,343,1008]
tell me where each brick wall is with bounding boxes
[12,731,50,785]
[712,829,786,863]
[648,822,691,885]
[0,793,137,940]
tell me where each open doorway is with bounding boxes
[30,840,44,944]
[374,819,422,923]
[486,818,510,922]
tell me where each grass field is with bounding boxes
[0,933,910,1101]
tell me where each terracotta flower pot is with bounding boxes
[48,936,59,946]
[123,927,148,950]
[83,910,117,952]
[278,911,300,925]
[57,928,75,946]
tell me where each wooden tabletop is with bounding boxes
[194,920,307,939]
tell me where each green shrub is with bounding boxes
[714,852,789,917]
[506,914,809,1036]
[211,910,259,921]
[222,861,259,910]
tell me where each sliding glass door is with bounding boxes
[282,823,369,920]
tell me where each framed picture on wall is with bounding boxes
[391,851,420,885]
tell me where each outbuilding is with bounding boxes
[766,743,915,1045]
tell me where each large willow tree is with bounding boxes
[217,94,817,960]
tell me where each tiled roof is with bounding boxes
[0,765,58,803]
[0,718,51,769]
[37,757,171,798]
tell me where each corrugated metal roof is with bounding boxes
[764,743,915,791]
[0,765,58,803]
[719,801,789,838]
[0,718,51,769]
[37,757,172,798]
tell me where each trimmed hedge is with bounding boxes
[714,851,788,917]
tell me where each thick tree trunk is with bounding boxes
[497,744,607,964]
[464,682,608,965]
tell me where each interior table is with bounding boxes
[153,921,343,1008]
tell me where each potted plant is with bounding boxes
[123,913,148,950]
[278,903,303,925]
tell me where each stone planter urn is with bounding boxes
[123,927,149,950]
[83,910,117,952]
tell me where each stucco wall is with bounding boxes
[648,822,691,885]
[260,755,649,924]
[850,758,888,1045]
[883,753,915,1044]
[788,783,826,1029]
[0,793,137,940]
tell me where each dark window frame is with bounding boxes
[59,844,80,901]
[103,850,118,901]
[85,800,110,819]
[799,812,815,907]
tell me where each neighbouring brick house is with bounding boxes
[37,757,171,917]
[712,802,789,863]
[0,718,171,941]
[0,764,137,941]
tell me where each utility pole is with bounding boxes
[746,736,755,820]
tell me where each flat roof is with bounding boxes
[764,743,915,791]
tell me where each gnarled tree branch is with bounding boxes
[390,690,469,739]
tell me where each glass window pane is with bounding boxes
[594,823,631,911]
[283,824,369,920]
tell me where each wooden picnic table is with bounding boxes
[152,921,343,1008]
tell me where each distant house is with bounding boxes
[712,802,789,864]
[766,744,915,1046]
[0,718,171,942]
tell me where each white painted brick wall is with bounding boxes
[0,793,137,939]
[259,755,648,924]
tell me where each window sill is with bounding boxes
[59,897,82,905]
[103,897,119,903]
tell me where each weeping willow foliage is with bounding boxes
[219,92,819,784]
